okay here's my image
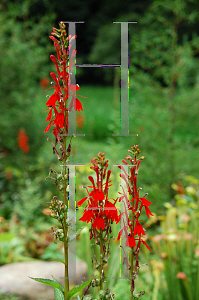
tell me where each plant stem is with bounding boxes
[62,67,69,298]
[99,229,103,291]
[130,228,134,300]
[130,166,136,300]
[63,135,69,300]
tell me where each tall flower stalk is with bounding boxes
[30,22,92,300]
[117,145,153,299]
[30,22,153,300]
[46,22,80,299]
[77,152,121,298]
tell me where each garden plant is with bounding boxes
[30,22,153,300]
[1,2,199,300]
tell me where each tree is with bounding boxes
[87,0,199,207]
[130,0,199,201]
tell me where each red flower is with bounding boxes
[46,92,59,108]
[17,128,29,153]
[127,233,136,248]
[40,78,49,88]
[134,221,145,237]
[118,145,153,253]
[78,153,121,235]
[141,239,152,251]
[75,98,83,111]
[45,25,84,138]
[77,196,88,207]
[76,115,84,128]
[93,215,105,230]
[104,200,121,223]
[143,205,153,218]
[69,84,80,93]
[79,206,93,223]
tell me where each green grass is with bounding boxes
[76,85,118,140]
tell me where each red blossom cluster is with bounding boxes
[17,128,29,153]
[77,152,121,234]
[45,22,83,138]
[117,145,153,252]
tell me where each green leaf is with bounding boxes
[29,277,62,291]
[52,276,64,292]
[49,258,66,266]
[0,232,15,242]
[68,227,84,244]
[68,279,92,299]
[54,287,64,300]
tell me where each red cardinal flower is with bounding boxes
[134,220,145,237]
[93,215,105,230]
[117,145,153,251]
[127,233,136,248]
[17,128,29,153]
[75,98,83,111]
[78,153,121,235]
[117,145,152,296]
[45,23,84,138]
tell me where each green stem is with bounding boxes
[99,229,103,292]
[130,166,136,300]
[62,65,69,298]
[130,247,134,300]
[63,135,69,300]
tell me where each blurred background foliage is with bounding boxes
[0,0,199,299]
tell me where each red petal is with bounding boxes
[134,222,145,237]
[115,213,122,224]
[92,191,104,202]
[46,93,58,107]
[75,98,83,111]
[145,206,153,218]
[100,217,105,230]
[46,108,52,121]
[128,234,136,248]
[140,197,152,206]
[92,217,99,229]
[69,84,80,93]
[79,210,92,223]
[53,127,58,137]
[141,240,152,251]
[117,229,123,240]
[44,121,53,133]
[77,197,88,207]
[88,176,95,188]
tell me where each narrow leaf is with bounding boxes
[54,287,64,300]
[68,279,92,299]
[49,258,66,266]
[68,227,84,244]
[29,277,61,291]
[52,276,64,292]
